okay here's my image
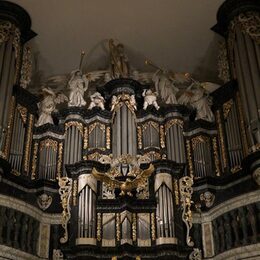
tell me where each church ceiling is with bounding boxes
[10,0,224,89]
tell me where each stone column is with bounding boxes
[213,0,260,150]
[0,1,36,153]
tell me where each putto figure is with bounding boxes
[142,89,160,110]
[88,92,105,110]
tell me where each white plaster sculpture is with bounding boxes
[142,89,160,110]
[68,69,89,107]
[153,70,179,105]
[88,92,105,110]
[35,87,67,127]
[178,81,215,122]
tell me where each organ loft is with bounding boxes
[0,0,259,259]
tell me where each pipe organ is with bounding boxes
[0,1,260,259]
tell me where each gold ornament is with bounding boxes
[179,176,194,247]
[58,177,72,244]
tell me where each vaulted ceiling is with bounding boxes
[11,0,225,85]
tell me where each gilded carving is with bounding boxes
[87,152,102,161]
[216,110,228,168]
[200,191,215,208]
[132,213,137,242]
[106,126,111,149]
[151,212,156,241]
[40,139,58,152]
[16,104,27,124]
[72,180,78,206]
[57,142,63,178]
[20,45,32,88]
[11,169,21,176]
[228,12,260,76]
[89,122,105,134]
[217,41,231,83]
[24,114,33,172]
[97,213,102,241]
[31,142,39,180]
[191,135,210,151]
[111,93,137,116]
[65,121,83,135]
[165,119,183,133]
[160,125,165,148]
[173,179,179,205]
[236,93,249,156]
[189,248,202,260]
[92,164,154,196]
[37,193,52,210]
[212,137,221,176]
[58,177,72,243]
[116,213,120,241]
[0,21,21,82]
[137,126,142,149]
[230,12,260,44]
[231,165,242,173]
[3,96,15,158]
[142,121,159,132]
[84,126,88,149]
[186,140,194,177]
[223,99,233,119]
[179,176,194,247]
[143,151,161,161]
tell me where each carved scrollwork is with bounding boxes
[231,12,260,44]
[186,140,194,177]
[216,110,228,168]
[191,135,210,151]
[0,21,21,82]
[223,99,233,119]
[212,137,221,176]
[165,118,183,133]
[24,114,33,172]
[58,177,73,243]
[189,248,202,260]
[111,93,137,116]
[65,121,83,135]
[179,176,194,247]
[39,138,58,152]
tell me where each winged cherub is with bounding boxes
[92,164,154,196]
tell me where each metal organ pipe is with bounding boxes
[113,104,137,157]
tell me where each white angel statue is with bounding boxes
[88,92,105,110]
[178,80,216,122]
[153,70,179,105]
[68,70,88,107]
[142,89,160,110]
[35,87,68,127]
